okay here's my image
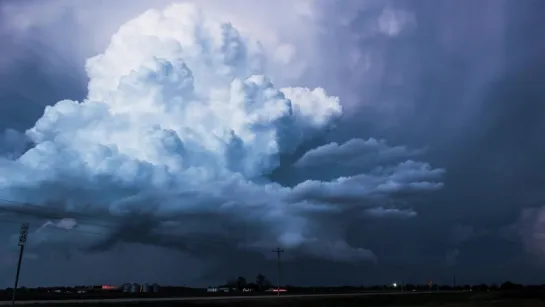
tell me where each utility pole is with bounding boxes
[12,223,29,306]
[453,275,457,290]
[272,248,284,296]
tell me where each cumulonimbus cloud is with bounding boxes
[0,3,443,263]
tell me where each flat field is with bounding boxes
[13,291,545,306]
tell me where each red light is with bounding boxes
[101,285,118,290]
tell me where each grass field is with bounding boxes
[13,291,545,306]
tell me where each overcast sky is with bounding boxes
[0,0,545,288]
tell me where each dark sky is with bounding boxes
[0,0,545,288]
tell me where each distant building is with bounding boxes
[266,288,287,293]
[152,283,160,293]
[141,283,152,293]
[207,287,231,293]
[121,283,131,293]
[130,283,140,293]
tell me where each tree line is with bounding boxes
[220,273,274,291]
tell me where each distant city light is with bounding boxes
[393,283,397,288]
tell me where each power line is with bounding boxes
[0,215,233,253]
[12,222,28,306]
[0,198,237,250]
[0,198,117,224]
[0,198,265,257]
[0,217,107,236]
[272,247,284,296]
[0,201,139,234]
[1,197,192,235]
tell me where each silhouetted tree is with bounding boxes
[256,274,266,291]
[476,284,489,291]
[225,279,237,289]
[501,281,514,290]
[235,276,246,291]
[404,284,415,291]
[500,281,523,290]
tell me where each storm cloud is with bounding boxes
[1,0,544,287]
[0,0,448,287]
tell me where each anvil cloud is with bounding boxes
[0,3,443,263]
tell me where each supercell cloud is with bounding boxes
[0,3,443,262]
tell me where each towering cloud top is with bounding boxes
[1,3,443,262]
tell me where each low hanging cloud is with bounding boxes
[364,207,417,219]
[294,138,423,169]
[0,3,444,263]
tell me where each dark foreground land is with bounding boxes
[9,291,545,306]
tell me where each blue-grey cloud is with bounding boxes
[2,0,544,288]
[0,129,30,159]
[0,2,443,282]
